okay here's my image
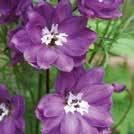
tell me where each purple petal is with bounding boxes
[42,116,63,134]
[0,0,31,24]
[0,117,16,134]
[42,103,64,118]
[34,1,54,26]
[52,0,72,24]
[97,9,122,20]
[81,84,113,105]
[60,113,80,134]
[37,47,58,69]
[24,45,42,67]
[0,85,10,101]
[10,48,23,65]
[11,95,25,118]
[16,0,32,15]
[76,67,105,89]
[0,116,24,134]
[55,71,76,94]
[59,16,87,36]
[36,94,64,119]
[54,51,74,72]
[99,128,112,134]
[61,28,96,56]
[73,54,86,67]
[55,66,86,93]
[0,1,10,12]
[0,113,24,134]
[93,96,112,110]
[14,117,25,134]
[78,0,123,19]
[78,115,99,134]
[8,27,24,65]
[84,106,113,127]
[26,10,46,44]
[11,29,33,52]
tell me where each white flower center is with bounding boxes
[64,92,90,115]
[41,24,68,46]
[0,103,9,122]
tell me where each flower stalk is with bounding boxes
[46,69,50,94]
[112,89,132,130]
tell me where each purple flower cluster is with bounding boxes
[0,0,125,134]
[0,85,25,134]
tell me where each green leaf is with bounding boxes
[110,38,134,58]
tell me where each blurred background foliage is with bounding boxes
[0,0,134,134]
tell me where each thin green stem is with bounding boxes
[99,47,109,68]
[35,72,45,134]
[88,48,97,63]
[46,69,50,94]
[112,89,132,130]
[37,73,44,100]
[109,0,128,47]
[88,21,111,64]
[0,47,8,55]
[35,70,50,133]
[99,21,112,45]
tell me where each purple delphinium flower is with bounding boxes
[0,0,32,24]
[36,67,116,134]
[77,0,124,19]
[8,27,24,65]
[0,85,25,134]
[11,0,97,72]
[112,83,126,92]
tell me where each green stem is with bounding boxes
[35,72,44,134]
[88,21,111,64]
[37,73,44,100]
[0,47,8,55]
[88,48,97,63]
[35,69,50,133]
[99,47,109,68]
[112,89,132,130]
[109,0,128,47]
[46,69,50,94]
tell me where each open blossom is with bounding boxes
[0,0,32,24]
[0,85,25,134]
[11,0,96,72]
[36,67,117,134]
[77,0,124,19]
